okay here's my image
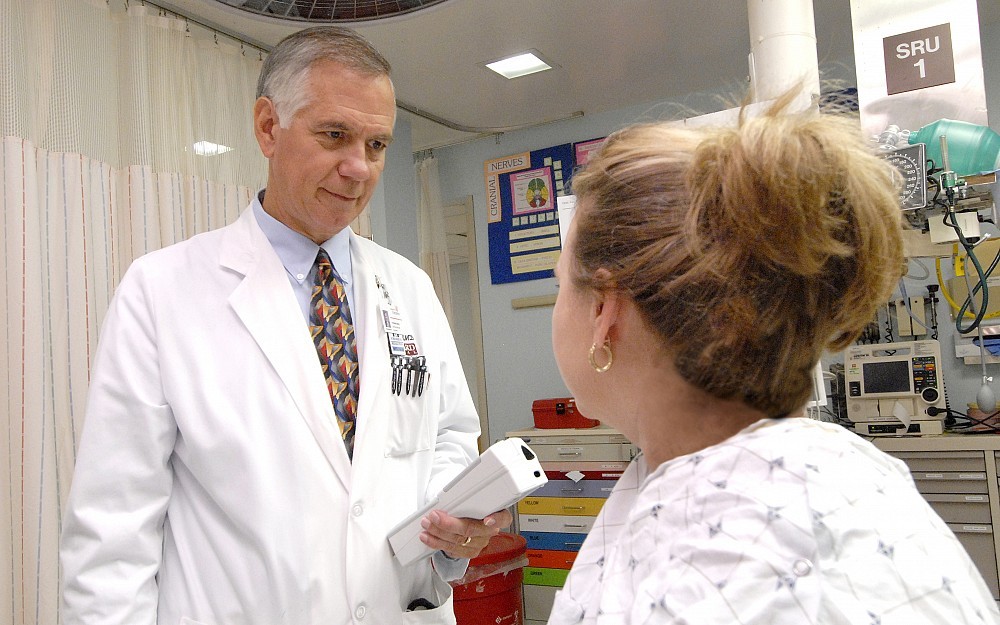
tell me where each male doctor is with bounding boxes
[60,25,510,624]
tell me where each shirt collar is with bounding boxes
[253,190,353,285]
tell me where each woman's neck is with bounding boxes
[628,368,769,468]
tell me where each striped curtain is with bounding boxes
[417,156,454,322]
[1,1,266,623]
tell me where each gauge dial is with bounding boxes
[882,143,927,210]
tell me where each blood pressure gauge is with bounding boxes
[882,143,927,210]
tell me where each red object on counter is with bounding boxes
[531,398,600,429]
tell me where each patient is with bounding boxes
[547,92,1000,624]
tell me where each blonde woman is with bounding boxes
[548,95,999,624]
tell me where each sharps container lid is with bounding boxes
[469,532,527,567]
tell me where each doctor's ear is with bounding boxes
[253,97,280,158]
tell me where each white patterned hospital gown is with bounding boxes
[547,417,1000,625]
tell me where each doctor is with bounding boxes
[60,25,509,625]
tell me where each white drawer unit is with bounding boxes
[873,437,1000,601]
[508,426,635,624]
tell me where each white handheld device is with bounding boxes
[387,437,547,566]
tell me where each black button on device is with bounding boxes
[920,386,939,403]
[521,445,535,461]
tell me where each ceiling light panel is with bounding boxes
[485,51,553,79]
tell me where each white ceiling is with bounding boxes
[153,0,999,152]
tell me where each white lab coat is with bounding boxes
[60,205,480,625]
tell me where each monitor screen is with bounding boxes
[862,360,911,394]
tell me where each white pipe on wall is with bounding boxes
[747,0,821,103]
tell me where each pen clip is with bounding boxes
[390,355,403,396]
[417,356,427,397]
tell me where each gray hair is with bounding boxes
[257,26,392,127]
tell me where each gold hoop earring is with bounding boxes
[589,340,613,373]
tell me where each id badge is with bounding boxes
[377,275,428,396]
[380,302,418,357]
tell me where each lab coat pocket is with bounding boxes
[385,373,437,456]
[401,575,456,625]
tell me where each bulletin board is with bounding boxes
[484,140,599,285]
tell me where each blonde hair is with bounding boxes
[568,94,905,417]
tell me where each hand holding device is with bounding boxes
[388,437,547,565]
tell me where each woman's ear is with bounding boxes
[592,286,621,347]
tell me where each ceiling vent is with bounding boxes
[213,0,450,23]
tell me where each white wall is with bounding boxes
[378,116,420,265]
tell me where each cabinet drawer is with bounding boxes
[526,548,578,569]
[910,471,989,494]
[947,523,999,600]
[522,531,587,552]
[529,443,632,462]
[534,479,616,499]
[523,584,558,622]
[524,566,570,587]
[923,493,992,524]
[516,431,630,446]
[541,460,628,480]
[518,514,596,534]
[893,451,985,472]
[518,496,606,516]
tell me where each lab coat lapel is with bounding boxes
[220,208,351,489]
[350,235,390,454]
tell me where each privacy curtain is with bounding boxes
[417,156,453,321]
[1,1,266,623]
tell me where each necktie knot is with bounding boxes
[313,248,334,285]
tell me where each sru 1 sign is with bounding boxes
[882,23,955,95]
[896,35,943,78]
[895,35,943,59]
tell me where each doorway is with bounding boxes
[443,195,489,451]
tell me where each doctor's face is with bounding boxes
[254,60,396,243]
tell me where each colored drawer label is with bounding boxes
[541,461,630,473]
[523,566,571,587]
[533,479,616,499]
[521,531,587,551]
[518,514,596,534]
[518,496,606,516]
[544,469,626,481]
[526,549,578,569]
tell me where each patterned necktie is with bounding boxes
[309,248,360,459]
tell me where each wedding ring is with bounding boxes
[461,535,472,547]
